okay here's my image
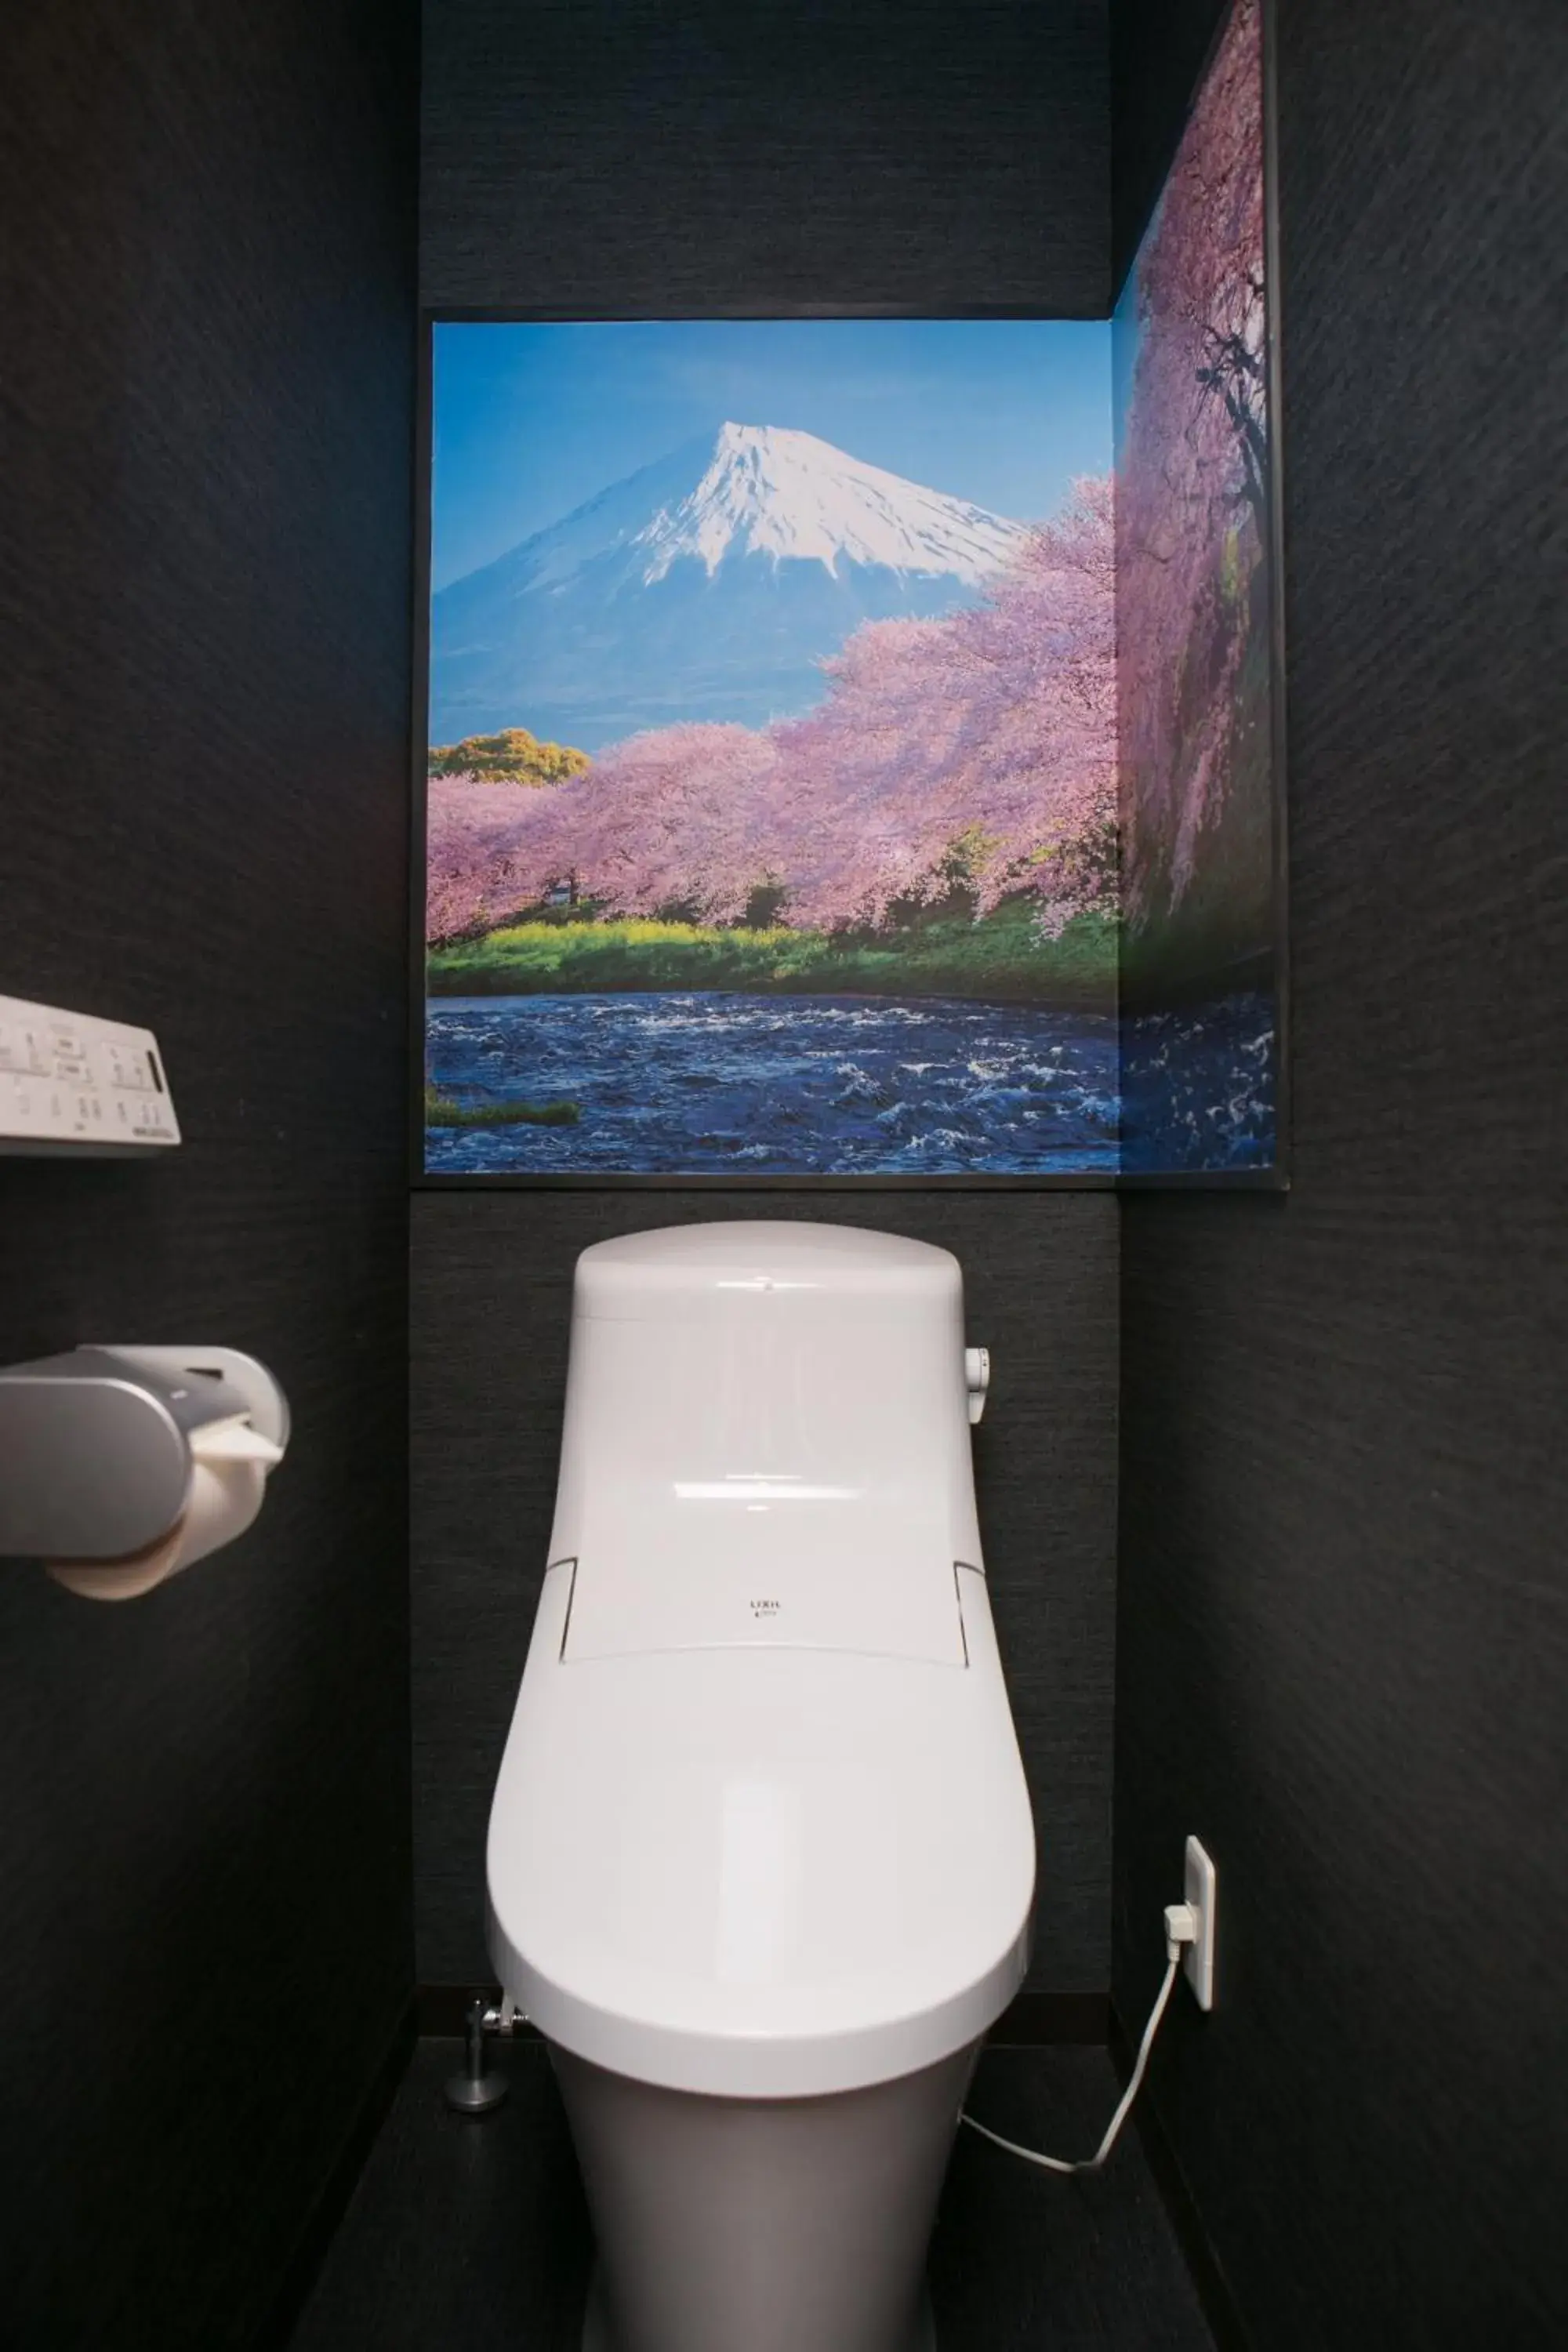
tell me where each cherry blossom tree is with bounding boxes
[426,774,553,942]
[771,478,1116,935]
[426,728,783,940]
[544,723,782,924]
[425,480,1116,948]
[1116,0,1271,943]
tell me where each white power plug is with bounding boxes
[1165,1900,1199,1954]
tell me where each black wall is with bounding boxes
[423,0,1110,314]
[0,4,417,2344]
[1112,4,1568,2344]
[415,0,1120,1997]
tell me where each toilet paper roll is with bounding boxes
[47,1452,270,1602]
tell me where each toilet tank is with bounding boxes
[548,1223,982,1668]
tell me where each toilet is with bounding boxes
[486,1222,1036,2352]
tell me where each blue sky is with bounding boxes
[430,318,1112,590]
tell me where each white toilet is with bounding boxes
[486,1221,1036,2352]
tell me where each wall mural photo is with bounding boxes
[422,317,1120,1178]
[419,3,1280,1184]
[1114,0,1283,1174]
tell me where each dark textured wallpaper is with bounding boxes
[423,0,1110,314]
[0,3,417,2344]
[1112,3,1568,2344]
[414,0,1120,1998]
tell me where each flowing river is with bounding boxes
[425,992,1121,1176]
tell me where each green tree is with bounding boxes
[428,727,590,786]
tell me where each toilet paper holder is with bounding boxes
[0,1345,289,1586]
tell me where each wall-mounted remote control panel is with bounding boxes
[0,995,180,1155]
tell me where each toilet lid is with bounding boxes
[486,1557,1036,2098]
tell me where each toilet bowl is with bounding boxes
[487,1222,1036,2352]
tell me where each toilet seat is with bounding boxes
[488,1225,1036,2103]
[487,1551,1035,2100]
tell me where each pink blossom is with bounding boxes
[424,481,1116,947]
[1115,0,1269,926]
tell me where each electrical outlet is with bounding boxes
[1183,1836,1218,2011]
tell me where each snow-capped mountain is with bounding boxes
[430,423,1027,750]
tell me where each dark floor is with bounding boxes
[291,2038,1212,2350]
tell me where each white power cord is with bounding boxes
[960,1902,1200,2175]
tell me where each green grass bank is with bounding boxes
[427,904,1116,1008]
[423,1087,580,1129]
